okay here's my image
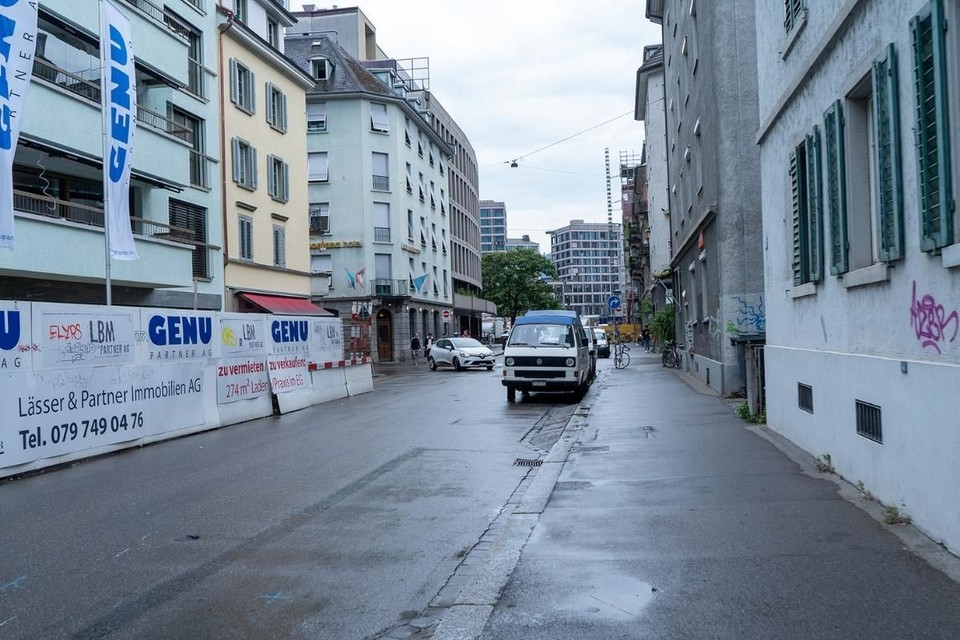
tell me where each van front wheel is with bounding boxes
[506,386,516,402]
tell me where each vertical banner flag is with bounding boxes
[0,0,39,250]
[100,0,138,260]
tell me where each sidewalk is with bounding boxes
[434,349,960,639]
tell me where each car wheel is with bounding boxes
[453,357,462,371]
[428,357,437,370]
[506,386,516,402]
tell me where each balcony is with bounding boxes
[373,227,391,243]
[372,175,390,191]
[373,279,410,299]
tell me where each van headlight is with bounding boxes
[566,358,575,367]
[505,357,515,366]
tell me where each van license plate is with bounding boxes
[532,381,546,387]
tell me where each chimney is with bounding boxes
[303,3,316,10]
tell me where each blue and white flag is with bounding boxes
[412,272,429,293]
[100,0,138,260]
[0,0,38,250]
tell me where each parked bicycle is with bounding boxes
[614,342,631,369]
[661,340,681,369]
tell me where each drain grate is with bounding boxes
[514,458,543,467]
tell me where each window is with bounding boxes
[311,254,332,274]
[235,0,248,22]
[370,102,389,133]
[266,17,279,49]
[405,163,413,193]
[273,225,286,268]
[373,202,390,242]
[307,102,327,133]
[311,57,331,80]
[372,152,389,191]
[310,202,330,234]
[169,199,209,278]
[308,152,328,182]
[232,138,257,190]
[239,215,253,261]
[266,83,287,132]
[784,0,805,32]
[375,253,392,279]
[789,128,823,286]
[418,172,425,202]
[229,59,255,113]
[407,210,414,240]
[267,155,289,202]
[824,101,849,274]
[911,0,953,251]
[170,107,208,189]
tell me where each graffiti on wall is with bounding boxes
[910,281,958,354]
[724,295,766,335]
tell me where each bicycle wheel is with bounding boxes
[663,350,678,368]
[618,351,630,368]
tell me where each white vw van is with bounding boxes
[501,310,591,402]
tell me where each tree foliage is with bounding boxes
[481,249,559,322]
[649,305,676,344]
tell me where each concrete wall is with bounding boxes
[757,0,960,553]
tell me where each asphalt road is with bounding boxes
[0,359,579,640]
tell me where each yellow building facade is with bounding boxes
[217,3,316,312]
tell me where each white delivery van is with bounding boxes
[501,310,592,402]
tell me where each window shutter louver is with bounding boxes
[789,151,803,286]
[231,138,241,183]
[230,59,239,105]
[824,101,849,275]
[873,44,904,262]
[805,126,823,282]
[912,0,953,251]
[251,148,258,190]
[280,92,287,132]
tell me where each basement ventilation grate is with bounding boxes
[514,458,543,467]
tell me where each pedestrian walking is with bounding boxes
[424,333,434,359]
[641,327,652,352]
[410,333,422,365]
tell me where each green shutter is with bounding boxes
[873,43,904,262]
[824,101,849,274]
[790,150,803,285]
[912,0,953,251]
[805,126,823,282]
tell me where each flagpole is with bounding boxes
[101,0,112,306]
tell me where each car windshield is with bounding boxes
[594,330,606,341]
[508,323,575,347]
[450,338,484,349]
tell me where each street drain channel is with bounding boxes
[514,458,543,467]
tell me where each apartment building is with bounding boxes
[506,235,539,253]
[548,219,623,321]
[2,0,223,309]
[646,0,765,395]
[479,200,507,253]
[217,0,318,314]
[756,0,960,554]
[634,43,672,311]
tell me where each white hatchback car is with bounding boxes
[428,337,497,371]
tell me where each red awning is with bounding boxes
[237,292,333,316]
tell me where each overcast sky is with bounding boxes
[293,2,663,253]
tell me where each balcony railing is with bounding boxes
[121,0,188,41]
[372,175,390,191]
[189,150,216,189]
[139,105,192,142]
[373,226,391,242]
[14,189,217,279]
[372,278,410,299]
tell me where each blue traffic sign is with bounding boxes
[607,295,621,309]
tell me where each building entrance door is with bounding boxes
[377,310,393,361]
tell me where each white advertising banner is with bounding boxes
[267,354,308,394]
[34,303,137,369]
[310,317,343,364]
[0,301,32,371]
[141,308,217,361]
[268,317,311,355]
[0,361,205,469]
[216,357,270,404]
[219,313,267,357]
[100,0,138,260]
[0,0,38,249]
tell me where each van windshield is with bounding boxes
[508,323,576,348]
